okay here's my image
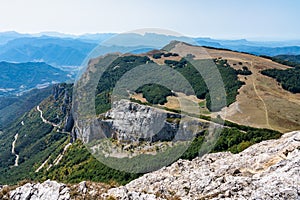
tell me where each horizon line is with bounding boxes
[1,30,300,42]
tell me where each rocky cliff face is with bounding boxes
[74,99,207,143]
[104,131,300,200]
[5,131,300,200]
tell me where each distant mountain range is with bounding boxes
[0,37,97,66]
[0,31,115,44]
[0,32,300,68]
[0,61,70,96]
[195,38,300,56]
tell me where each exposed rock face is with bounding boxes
[52,84,66,101]
[64,114,74,133]
[9,180,70,200]
[8,180,112,200]
[104,131,300,199]
[74,99,207,143]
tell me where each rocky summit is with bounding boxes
[104,131,300,200]
[4,131,300,200]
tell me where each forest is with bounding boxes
[261,67,300,93]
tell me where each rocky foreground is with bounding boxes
[2,131,300,200]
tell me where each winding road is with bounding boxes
[35,105,72,171]
[37,106,59,127]
[11,133,19,166]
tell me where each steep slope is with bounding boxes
[0,84,141,186]
[0,84,73,184]
[0,86,52,130]
[3,131,299,200]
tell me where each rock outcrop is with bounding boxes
[74,99,208,143]
[104,131,300,199]
[104,100,207,142]
[7,180,112,200]
[9,180,70,200]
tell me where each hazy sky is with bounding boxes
[0,0,299,40]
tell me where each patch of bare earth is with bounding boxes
[130,93,148,103]
[163,92,209,115]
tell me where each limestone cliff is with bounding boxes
[73,99,208,143]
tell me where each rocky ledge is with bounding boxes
[4,131,300,200]
[104,131,300,199]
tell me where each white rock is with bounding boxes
[104,131,300,199]
[78,181,87,194]
[9,180,70,200]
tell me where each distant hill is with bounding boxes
[0,61,70,96]
[273,54,300,64]
[0,31,31,45]
[233,45,300,56]
[0,37,97,66]
[194,38,300,56]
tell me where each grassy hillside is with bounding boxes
[0,87,52,130]
[261,67,300,93]
[36,140,140,185]
[0,84,72,184]
[260,55,300,93]
[94,54,243,114]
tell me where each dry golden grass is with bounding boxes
[163,92,210,115]
[131,93,148,103]
[171,43,300,133]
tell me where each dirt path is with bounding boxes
[221,58,272,129]
[12,133,19,166]
[35,156,51,173]
[249,61,272,129]
[53,143,72,166]
[37,105,59,127]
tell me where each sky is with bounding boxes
[0,0,299,40]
